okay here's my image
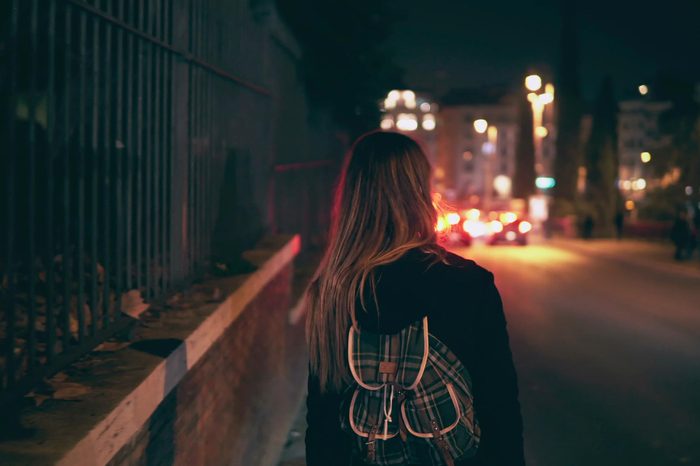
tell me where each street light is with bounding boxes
[641,151,651,163]
[525,74,542,92]
[473,118,488,134]
[525,74,554,177]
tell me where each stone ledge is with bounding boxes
[0,235,301,466]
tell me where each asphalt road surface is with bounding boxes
[453,241,700,466]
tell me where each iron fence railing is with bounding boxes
[0,0,277,408]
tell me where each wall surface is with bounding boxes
[107,262,307,466]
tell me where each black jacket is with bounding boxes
[306,248,525,466]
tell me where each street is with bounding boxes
[456,240,700,466]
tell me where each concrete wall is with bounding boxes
[107,262,306,466]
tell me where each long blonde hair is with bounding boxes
[306,131,443,392]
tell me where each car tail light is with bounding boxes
[446,212,460,225]
[489,220,503,233]
[463,220,487,237]
[518,221,532,234]
[500,212,518,224]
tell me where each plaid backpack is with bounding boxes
[340,317,480,465]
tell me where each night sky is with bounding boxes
[387,0,700,100]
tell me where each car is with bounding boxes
[436,211,473,246]
[485,211,531,246]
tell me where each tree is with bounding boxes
[552,3,583,214]
[584,76,619,235]
[276,0,402,137]
[513,93,536,200]
[654,75,700,190]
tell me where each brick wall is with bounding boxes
[107,263,307,466]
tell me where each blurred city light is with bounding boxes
[402,90,415,101]
[420,102,431,112]
[686,186,694,195]
[545,83,555,98]
[380,116,394,129]
[632,178,647,190]
[527,92,538,103]
[482,141,495,154]
[489,220,504,233]
[396,113,418,131]
[384,97,396,109]
[462,150,473,161]
[625,200,635,210]
[446,212,461,225]
[535,126,549,138]
[388,90,400,100]
[638,84,649,95]
[493,175,512,197]
[487,125,498,141]
[518,221,532,234]
[641,151,651,163]
[535,176,556,189]
[500,212,518,224]
[525,74,542,91]
[473,118,488,134]
[539,92,554,105]
[422,113,436,131]
[436,216,448,232]
[464,219,488,237]
[465,208,481,221]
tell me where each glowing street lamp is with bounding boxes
[641,151,651,163]
[473,118,488,134]
[525,74,542,92]
[525,74,554,176]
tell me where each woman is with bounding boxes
[305,131,525,465]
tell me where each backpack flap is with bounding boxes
[347,317,429,390]
[346,386,401,439]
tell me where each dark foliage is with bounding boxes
[584,76,620,234]
[552,3,583,211]
[276,0,402,137]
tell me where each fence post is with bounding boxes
[168,0,190,286]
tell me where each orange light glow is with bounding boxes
[446,212,461,225]
[518,221,532,234]
[463,220,487,237]
[436,217,448,232]
[500,212,518,224]
[465,208,481,221]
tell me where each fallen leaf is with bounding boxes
[51,382,92,400]
[94,341,131,352]
[120,289,150,319]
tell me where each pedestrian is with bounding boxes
[614,210,624,240]
[670,210,691,261]
[304,131,525,466]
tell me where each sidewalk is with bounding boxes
[549,237,700,279]
[277,403,307,466]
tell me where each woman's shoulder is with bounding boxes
[404,247,494,285]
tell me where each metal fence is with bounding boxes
[0,0,280,407]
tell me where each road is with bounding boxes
[454,240,700,466]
